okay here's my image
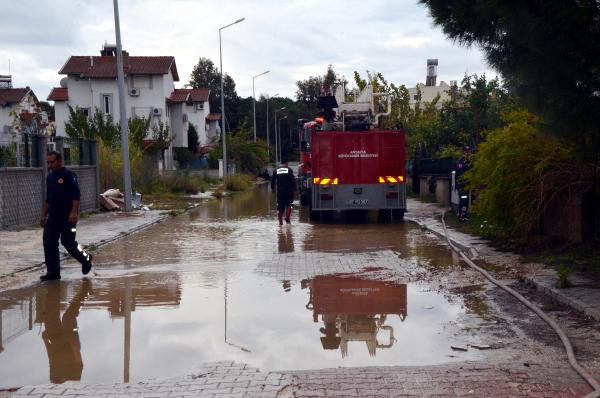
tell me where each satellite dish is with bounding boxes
[60,77,68,88]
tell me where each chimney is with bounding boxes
[426,59,438,86]
[100,42,117,56]
[122,50,129,66]
[0,75,12,88]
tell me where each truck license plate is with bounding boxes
[347,199,369,205]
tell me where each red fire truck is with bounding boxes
[298,83,407,220]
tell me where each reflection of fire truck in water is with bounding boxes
[302,275,407,357]
[298,82,407,220]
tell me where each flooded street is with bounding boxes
[0,186,536,388]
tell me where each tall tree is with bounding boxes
[419,0,600,162]
[189,57,240,129]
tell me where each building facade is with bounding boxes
[48,44,220,168]
[407,59,457,109]
[0,76,46,145]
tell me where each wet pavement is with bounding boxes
[1,185,599,396]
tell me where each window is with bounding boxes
[413,94,421,101]
[102,94,112,115]
[81,108,90,117]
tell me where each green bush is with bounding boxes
[173,147,196,170]
[465,109,592,241]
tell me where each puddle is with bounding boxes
[0,185,491,388]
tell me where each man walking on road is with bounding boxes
[271,160,296,225]
[40,151,92,281]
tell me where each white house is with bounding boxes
[0,76,46,144]
[407,59,457,109]
[48,44,220,168]
[407,81,455,109]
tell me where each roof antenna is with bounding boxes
[8,59,10,75]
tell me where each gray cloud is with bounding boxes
[2,0,498,102]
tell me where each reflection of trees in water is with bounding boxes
[190,185,272,221]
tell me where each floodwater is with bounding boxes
[0,185,493,388]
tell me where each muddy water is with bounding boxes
[0,185,491,388]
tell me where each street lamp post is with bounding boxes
[252,70,269,142]
[266,93,278,162]
[274,107,285,165]
[112,0,132,211]
[278,115,287,164]
[219,17,245,177]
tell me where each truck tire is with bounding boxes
[300,190,308,206]
[308,191,320,220]
[392,209,405,221]
[378,209,392,221]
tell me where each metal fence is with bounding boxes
[0,135,99,229]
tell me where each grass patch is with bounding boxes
[224,174,253,192]
[143,172,212,196]
[419,193,438,203]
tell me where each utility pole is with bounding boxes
[252,70,269,142]
[266,93,278,162]
[113,0,132,211]
[219,18,245,177]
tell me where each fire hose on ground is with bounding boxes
[439,214,600,398]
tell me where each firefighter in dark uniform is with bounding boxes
[39,151,92,281]
[270,161,297,225]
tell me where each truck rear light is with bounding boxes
[379,176,405,183]
[386,192,399,199]
[320,193,333,200]
[314,177,338,185]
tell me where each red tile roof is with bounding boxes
[167,88,210,103]
[206,113,221,121]
[59,56,179,81]
[0,87,31,107]
[47,87,68,101]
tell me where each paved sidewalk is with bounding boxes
[8,360,597,397]
[405,198,600,322]
[0,210,167,281]
[11,361,292,398]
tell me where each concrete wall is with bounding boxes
[0,165,98,229]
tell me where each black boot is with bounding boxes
[82,253,93,275]
[40,273,61,282]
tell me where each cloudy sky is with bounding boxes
[1,0,497,102]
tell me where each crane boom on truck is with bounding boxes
[298,82,406,220]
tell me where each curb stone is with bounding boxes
[406,207,600,323]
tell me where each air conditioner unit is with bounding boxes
[195,103,204,111]
[182,114,188,122]
[129,88,140,97]
[152,107,162,116]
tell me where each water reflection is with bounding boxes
[303,275,407,357]
[278,226,295,253]
[41,280,91,383]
